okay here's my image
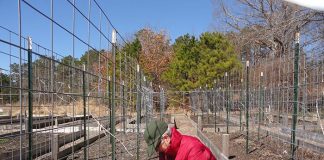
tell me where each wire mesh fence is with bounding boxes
[187,40,324,159]
[0,1,323,160]
[0,1,167,160]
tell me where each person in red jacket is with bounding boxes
[144,120,216,160]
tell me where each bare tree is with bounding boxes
[213,0,324,61]
[137,28,173,89]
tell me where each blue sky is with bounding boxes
[0,0,220,71]
[103,0,215,40]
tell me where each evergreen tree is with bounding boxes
[197,32,241,88]
[162,34,199,90]
[163,32,241,91]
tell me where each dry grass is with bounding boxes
[1,99,116,117]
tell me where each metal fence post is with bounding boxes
[213,81,217,132]
[82,64,87,160]
[225,72,229,134]
[213,85,217,132]
[258,72,263,141]
[136,65,142,160]
[302,52,307,130]
[108,76,111,143]
[111,29,117,160]
[206,85,210,124]
[144,77,148,126]
[160,87,164,121]
[240,78,243,131]
[245,61,250,154]
[229,83,232,132]
[291,29,300,160]
[261,72,264,122]
[27,36,33,160]
[122,81,126,134]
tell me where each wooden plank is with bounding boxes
[0,131,84,160]
[57,132,106,160]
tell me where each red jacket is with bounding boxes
[159,127,216,160]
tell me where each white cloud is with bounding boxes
[284,0,324,11]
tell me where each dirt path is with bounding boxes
[171,114,197,137]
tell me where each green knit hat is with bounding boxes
[144,120,168,157]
